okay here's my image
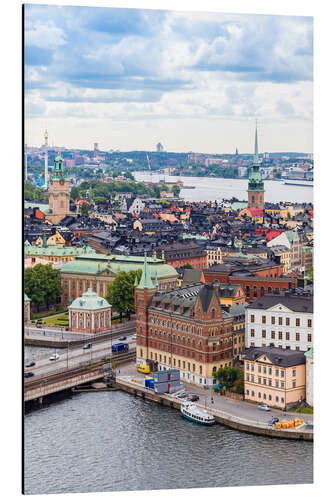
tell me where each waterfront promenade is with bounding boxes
[116,363,313,441]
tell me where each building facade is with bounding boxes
[69,288,112,334]
[245,293,313,352]
[244,347,306,410]
[305,347,313,407]
[135,258,234,387]
[61,253,179,306]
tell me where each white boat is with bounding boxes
[181,401,215,425]
[283,179,313,187]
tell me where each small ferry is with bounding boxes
[181,401,215,425]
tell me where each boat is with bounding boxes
[181,401,215,425]
[283,179,313,187]
[181,185,196,189]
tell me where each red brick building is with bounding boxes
[157,241,207,270]
[204,261,296,301]
[135,255,234,387]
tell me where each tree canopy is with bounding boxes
[105,269,142,319]
[24,264,63,311]
[213,366,244,393]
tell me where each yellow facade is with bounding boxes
[46,231,66,246]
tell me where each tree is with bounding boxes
[70,186,80,201]
[105,269,142,320]
[213,366,243,391]
[80,202,89,216]
[24,264,63,311]
[307,265,314,282]
[183,263,193,269]
[172,185,181,197]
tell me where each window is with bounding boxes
[296,346,300,351]
[275,396,279,402]
[286,317,290,326]
[263,378,266,385]
[251,391,255,397]
[271,331,275,339]
[250,329,255,337]
[251,375,254,382]
[308,334,312,343]
[281,398,284,403]
[296,318,300,327]
[292,369,296,377]
[281,370,285,377]
[262,330,266,338]
[262,315,266,324]
[246,374,249,381]
[251,364,254,371]
[296,332,300,341]
[258,377,262,384]
[308,319,312,328]
[258,392,261,398]
[246,390,249,396]
[275,380,279,387]
[271,316,275,325]
[281,381,285,389]
[278,317,283,325]
[263,366,266,374]
[263,393,266,399]
[292,380,296,388]
[286,332,290,341]
[250,314,255,323]
[268,379,272,386]
[268,394,272,401]
[278,331,283,340]
[258,365,261,373]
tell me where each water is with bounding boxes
[24,390,313,495]
[133,172,313,204]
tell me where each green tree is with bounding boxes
[152,185,161,198]
[105,269,142,320]
[24,264,63,311]
[183,263,193,269]
[80,202,89,216]
[213,366,243,391]
[307,265,314,282]
[70,186,81,201]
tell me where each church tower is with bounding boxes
[47,152,70,224]
[135,253,157,365]
[44,129,49,189]
[248,122,265,208]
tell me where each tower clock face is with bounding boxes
[59,179,64,185]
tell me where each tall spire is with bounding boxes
[137,252,155,289]
[254,119,259,164]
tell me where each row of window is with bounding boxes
[246,390,285,404]
[250,329,312,342]
[250,315,312,328]
[246,375,297,388]
[246,364,293,377]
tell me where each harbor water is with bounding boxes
[133,172,313,204]
[24,390,313,495]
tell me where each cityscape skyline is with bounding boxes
[25,5,313,153]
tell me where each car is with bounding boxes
[187,394,200,402]
[24,372,34,378]
[49,353,60,361]
[119,336,127,341]
[268,417,279,426]
[25,361,35,368]
[258,404,270,411]
[83,343,92,349]
[175,391,189,399]
[137,364,150,374]
[131,334,137,340]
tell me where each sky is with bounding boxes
[24,3,313,153]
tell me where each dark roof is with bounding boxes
[182,269,203,285]
[247,293,313,313]
[243,346,306,367]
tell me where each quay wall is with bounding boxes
[116,378,313,442]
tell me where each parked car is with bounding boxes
[49,353,60,361]
[119,336,127,341]
[83,343,92,349]
[258,404,270,411]
[175,391,188,399]
[268,417,279,426]
[24,372,34,378]
[25,361,35,368]
[187,394,200,402]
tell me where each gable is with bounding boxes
[257,354,273,365]
[266,303,293,314]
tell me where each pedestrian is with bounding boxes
[43,330,45,336]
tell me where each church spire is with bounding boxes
[137,252,155,289]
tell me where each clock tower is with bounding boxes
[47,153,70,224]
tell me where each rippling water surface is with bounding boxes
[24,390,313,495]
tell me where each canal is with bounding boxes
[24,389,313,495]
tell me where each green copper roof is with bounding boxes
[231,201,248,211]
[248,122,264,191]
[69,288,110,310]
[305,346,313,357]
[137,253,155,289]
[24,293,31,302]
[60,253,178,278]
[24,244,97,257]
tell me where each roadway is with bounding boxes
[117,364,313,426]
[24,335,137,379]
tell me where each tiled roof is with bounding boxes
[247,293,313,313]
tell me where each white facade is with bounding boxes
[129,197,145,215]
[246,302,313,352]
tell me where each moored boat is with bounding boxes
[181,401,215,425]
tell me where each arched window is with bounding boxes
[260,286,265,296]
[253,286,257,297]
[211,308,215,319]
